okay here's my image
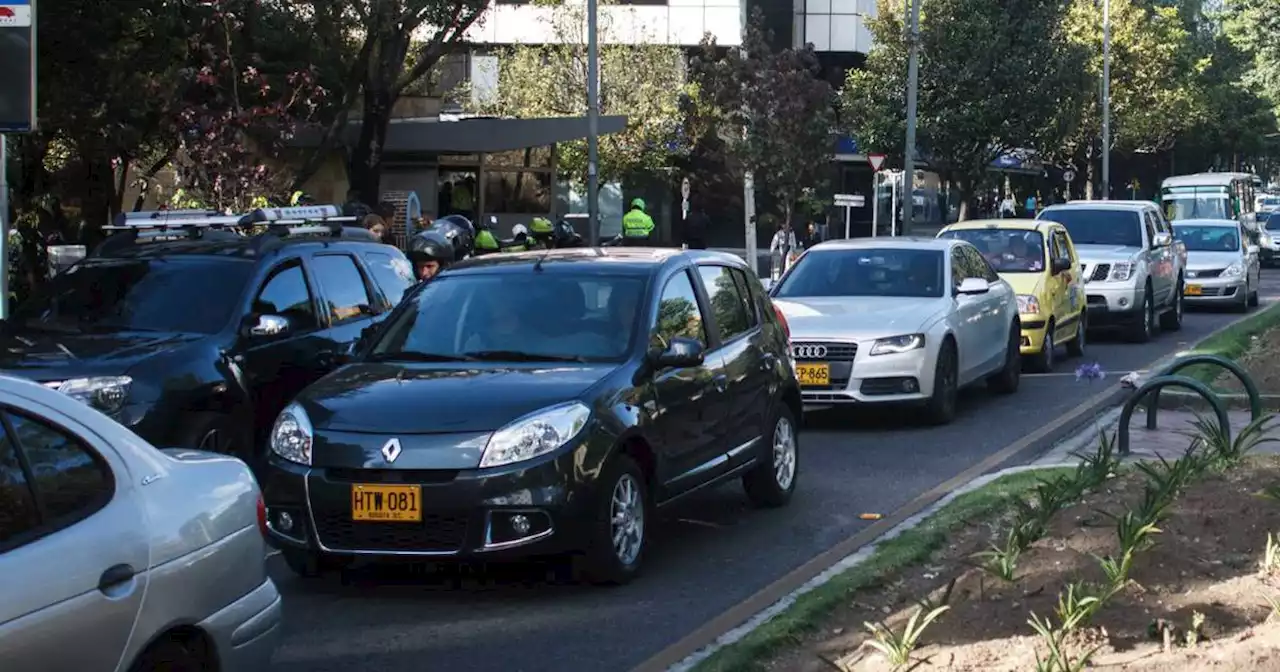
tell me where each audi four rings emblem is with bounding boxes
[381,437,403,463]
[791,344,827,359]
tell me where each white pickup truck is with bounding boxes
[1037,200,1187,343]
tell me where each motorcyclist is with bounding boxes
[407,230,454,282]
[621,198,655,246]
[526,217,556,250]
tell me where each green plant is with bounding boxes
[972,530,1022,582]
[1264,594,1280,621]
[1095,552,1135,594]
[1070,430,1119,489]
[915,577,957,613]
[1262,532,1280,575]
[1184,611,1206,647]
[1102,509,1162,556]
[1028,612,1101,672]
[862,605,950,669]
[1186,413,1279,468]
[1131,486,1175,529]
[1008,497,1050,551]
[1033,475,1084,517]
[1054,582,1103,627]
[1133,448,1202,505]
[1254,483,1280,502]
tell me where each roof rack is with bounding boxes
[243,205,380,254]
[110,209,230,229]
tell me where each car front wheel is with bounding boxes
[580,454,648,585]
[743,406,799,508]
[1128,287,1155,343]
[924,340,958,425]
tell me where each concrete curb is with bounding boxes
[1151,389,1280,412]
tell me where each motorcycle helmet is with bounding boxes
[529,217,555,243]
[554,219,584,248]
[430,215,476,261]
[408,230,454,268]
[474,228,501,254]
[630,198,646,211]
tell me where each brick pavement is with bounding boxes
[1034,408,1280,466]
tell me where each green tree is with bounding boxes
[479,1,686,185]
[688,11,836,226]
[842,0,1089,217]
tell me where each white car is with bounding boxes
[0,375,281,671]
[1172,219,1261,311]
[769,238,1022,424]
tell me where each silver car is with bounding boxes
[769,238,1022,425]
[1173,219,1261,311]
[0,375,280,671]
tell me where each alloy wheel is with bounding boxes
[940,350,957,415]
[610,474,645,566]
[773,416,797,491]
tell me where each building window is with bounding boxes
[484,171,552,214]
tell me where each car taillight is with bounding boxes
[772,304,790,340]
[256,495,267,537]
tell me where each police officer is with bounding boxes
[407,230,454,283]
[621,198,655,246]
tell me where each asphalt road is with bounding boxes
[267,269,1280,672]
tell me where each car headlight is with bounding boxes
[270,402,313,465]
[1223,262,1244,278]
[1016,294,1041,315]
[1108,261,1135,282]
[55,376,131,415]
[479,402,590,468]
[869,334,926,356]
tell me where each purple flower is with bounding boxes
[1075,362,1106,382]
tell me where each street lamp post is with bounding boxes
[586,0,601,245]
[902,0,921,234]
[1101,0,1111,200]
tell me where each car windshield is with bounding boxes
[1263,213,1280,231]
[369,273,646,363]
[1163,195,1231,220]
[1038,209,1143,247]
[11,257,254,334]
[938,229,1045,272]
[1173,225,1241,252]
[773,248,945,298]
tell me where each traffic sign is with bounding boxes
[868,154,887,172]
[833,193,865,207]
[1063,169,1076,183]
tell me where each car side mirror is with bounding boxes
[648,336,705,369]
[1247,244,1260,255]
[1051,257,1072,274]
[247,314,290,338]
[1152,232,1172,248]
[955,278,991,295]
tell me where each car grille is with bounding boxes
[1087,263,1111,283]
[1187,268,1223,279]
[312,508,471,553]
[790,341,858,362]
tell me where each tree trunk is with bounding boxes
[956,176,974,221]
[1085,145,1096,200]
[347,85,394,205]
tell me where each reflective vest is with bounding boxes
[621,209,655,238]
[452,183,473,211]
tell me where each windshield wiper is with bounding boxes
[462,350,587,363]
[366,351,477,363]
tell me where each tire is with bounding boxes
[743,405,799,508]
[579,454,649,585]
[1127,286,1155,343]
[1027,320,1055,373]
[178,412,249,460]
[1235,280,1251,313]
[1250,282,1260,307]
[129,634,211,672]
[280,547,349,579]
[1159,278,1183,331]
[923,340,959,425]
[1065,315,1086,358]
[987,321,1021,394]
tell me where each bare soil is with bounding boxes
[762,457,1280,671]
[1216,330,1280,397]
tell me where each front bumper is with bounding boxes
[261,448,593,560]
[795,341,935,407]
[1081,283,1144,326]
[1183,276,1247,304]
[198,578,282,672]
[1019,318,1049,354]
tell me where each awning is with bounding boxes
[292,115,629,154]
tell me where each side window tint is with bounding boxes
[729,269,762,326]
[963,247,999,282]
[362,252,414,307]
[255,263,317,331]
[653,271,707,348]
[311,255,375,323]
[7,411,113,527]
[950,249,966,287]
[0,424,39,549]
[1143,214,1157,246]
[697,266,753,341]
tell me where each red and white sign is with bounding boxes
[868,154,887,172]
[0,5,31,27]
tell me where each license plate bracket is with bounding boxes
[796,362,831,387]
[352,484,423,522]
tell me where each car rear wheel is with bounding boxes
[1065,316,1086,358]
[743,406,799,508]
[1160,279,1184,330]
[987,321,1021,394]
[1027,321,1055,373]
[1127,287,1155,343]
[180,412,249,461]
[128,634,212,672]
[580,454,648,585]
[280,547,350,579]
[923,341,958,425]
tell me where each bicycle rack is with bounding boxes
[1142,354,1262,430]
[1118,374,1231,455]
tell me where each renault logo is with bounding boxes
[791,344,828,359]
[380,438,403,463]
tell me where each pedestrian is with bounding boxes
[769,221,797,280]
[999,193,1017,219]
[621,198,656,246]
[361,213,388,241]
[1025,192,1038,218]
[683,195,709,249]
[804,220,825,248]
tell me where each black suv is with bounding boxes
[0,209,416,459]
[261,247,803,584]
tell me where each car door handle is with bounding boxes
[713,374,728,393]
[98,564,135,593]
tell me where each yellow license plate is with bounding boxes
[351,484,422,522]
[1185,284,1202,296]
[795,363,830,386]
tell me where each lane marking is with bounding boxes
[634,309,1266,672]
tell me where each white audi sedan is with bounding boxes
[769,237,1022,424]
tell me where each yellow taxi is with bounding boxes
[937,219,1085,372]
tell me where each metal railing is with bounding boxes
[1116,354,1261,455]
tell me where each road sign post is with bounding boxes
[833,193,865,239]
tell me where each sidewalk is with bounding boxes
[1032,407,1280,466]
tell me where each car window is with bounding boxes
[697,266,753,342]
[1052,230,1073,263]
[1039,209,1144,247]
[12,257,255,335]
[728,268,763,326]
[0,424,39,549]
[959,246,1000,282]
[949,248,966,287]
[6,410,113,531]
[310,255,375,323]
[362,251,415,307]
[775,248,945,298]
[939,229,1044,273]
[653,271,707,348]
[254,262,318,331]
[1172,224,1242,252]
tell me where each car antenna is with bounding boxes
[533,247,551,272]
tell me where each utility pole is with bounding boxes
[586,0,601,245]
[902,0,921,234]
[1101,0,1111,201]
